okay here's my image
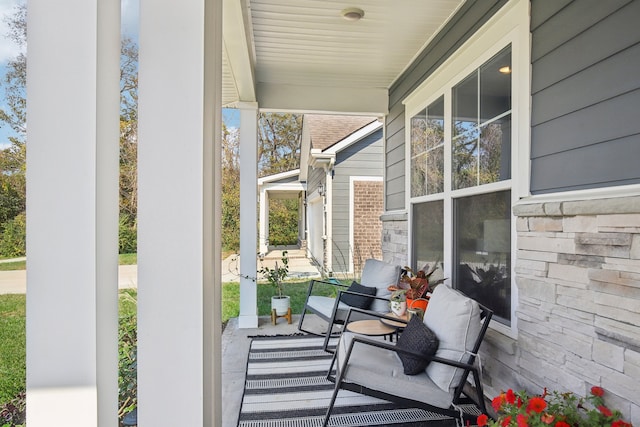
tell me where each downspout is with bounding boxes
[324,159,335,274]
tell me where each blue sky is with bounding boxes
[0,0,24,148]
[0,0,238,148]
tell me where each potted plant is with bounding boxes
[396,263,444,312]
[258,250,290,319]
[389,289,407,316]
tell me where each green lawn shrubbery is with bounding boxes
[0,295,25,405]
[0,278,336,424]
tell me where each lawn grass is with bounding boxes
[0,261,26,271]
[0,279,336,406]
[119,253,137,265]
[0,294,25,405]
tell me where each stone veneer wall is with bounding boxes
[482,194,640,425]
[381,212,409,267]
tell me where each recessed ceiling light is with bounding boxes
[499,66,512,74]
[341,7,364,21]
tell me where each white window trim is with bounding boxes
[402,0,530,339]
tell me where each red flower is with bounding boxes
[612,421,632,427]
[517,413,529,427]
[527,397,547,413]
[598,405,613,417]
[501,416,512,427]
[493,394,506,412]
[517,397,523,408]
[554,422,570,427]
[506,389,516,405]
[477,414,489,426]
[590,386,604,397]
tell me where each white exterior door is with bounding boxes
[307,197,324,264]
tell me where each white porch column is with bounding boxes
[259,187,269,255]
[26,0,120,426]
[238,102,259,328]
[137,0,221,426]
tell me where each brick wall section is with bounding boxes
[484,195,640,424]
[353,181,383,272]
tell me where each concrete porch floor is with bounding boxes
[221,314,307,427]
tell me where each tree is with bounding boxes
[0,3,27,256]
[0,5,141,255]
[118,38,139,253]
[257,112,302,177]
[221,122,240,252]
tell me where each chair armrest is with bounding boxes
[305,279,349,299]
[343,306,407,325]
[333,317,478,374]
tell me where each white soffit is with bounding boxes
[222,0,465,111]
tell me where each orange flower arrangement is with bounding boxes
[477,387,633,427]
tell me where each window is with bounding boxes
[454,191,511,323]
[404,0,528,333]
[408,44,516,327]
[412,200,444,282]
[453,47,511,190]
[411,97,444,197]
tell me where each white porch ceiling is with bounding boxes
[222,0,465,114]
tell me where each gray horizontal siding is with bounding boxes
[531,0,638,94]
[331,129,383,270]
[530,0,640,194]
[384,0,507,211]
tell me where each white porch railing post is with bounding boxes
[238,102,259,328]
[26,0,120,425]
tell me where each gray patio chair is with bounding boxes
[297,258,401,352]
[323,284,493,426]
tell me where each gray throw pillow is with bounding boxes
[340,281,377,310]
[396,316,439,375]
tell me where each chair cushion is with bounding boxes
[337,332,453,409]
[306,295,350,321]
[339,281,377,309]
[396,316,439,375]
[360,259,401,312]
[424,285,481,393]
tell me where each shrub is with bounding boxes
[118,214,137,254]
[478,387,633,427]
[268,199,298,246]
[118,290,138,422]
[0,213,25,258]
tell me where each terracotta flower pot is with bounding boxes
[407,297,428,312]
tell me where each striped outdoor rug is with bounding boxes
[237,335,478,427]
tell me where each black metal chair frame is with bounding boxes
[322,304,493,426]
[298,279,392,353]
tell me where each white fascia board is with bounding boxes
[257,169,300,186]
[309,150,335,170]
[257,82,388,115]
[324,120,383,155]
[299,118,311,181]
[261,181,306,192]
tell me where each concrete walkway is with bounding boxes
[0,249,320,294]
[0,264,139,295]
